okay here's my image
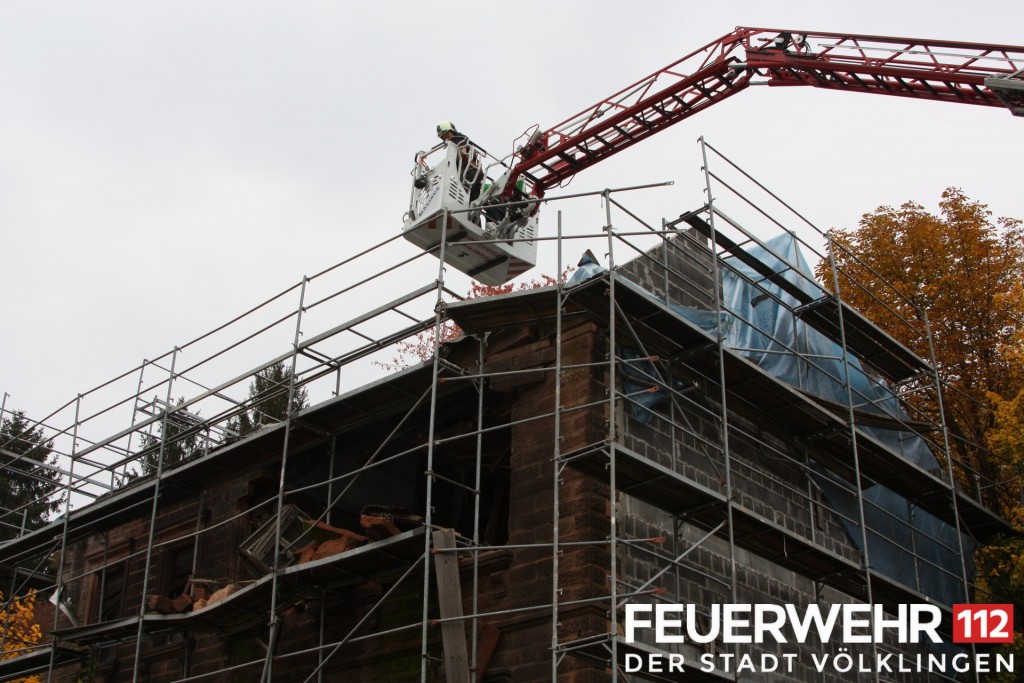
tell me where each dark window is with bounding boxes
[160,544,195,598]
[99,562,126,623]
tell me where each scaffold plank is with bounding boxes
[54,529,428,648]
[281,527,426,586]
[432,529,471,683]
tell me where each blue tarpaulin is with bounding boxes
[572,234,969,605]
[687,233,968,605]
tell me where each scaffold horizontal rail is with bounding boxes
[0,645,87,681]
[563,441,956,617]
[795,296,932,381]
[682,209,932,382]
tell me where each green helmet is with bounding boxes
[437,120,457,137]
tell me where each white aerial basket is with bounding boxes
[402,141,538,286]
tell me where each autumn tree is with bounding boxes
[988,331,1024,519]
[0,412,62,542]
[817,188,1024,510]
[976,385,1024,680]
[0,589,43,683]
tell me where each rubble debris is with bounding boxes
[205,583,241,608]
[311,537,352,560]
[292,542,319,564]
[171,593,194,613]
[287,520,369,563]
[191,583,211,602]
[147,596,176,614]
[360,514,401,539]
[147,592,194,614]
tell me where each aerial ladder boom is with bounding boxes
[514,27,1024,196]
[404,27,1023,284]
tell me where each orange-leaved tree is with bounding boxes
[379,271,571,370]
[816,188,1024,512]
[0,589,43,683]
[976,382,1024,681]
[816,189,1024,683]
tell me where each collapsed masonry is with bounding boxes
[0,182,1013,682]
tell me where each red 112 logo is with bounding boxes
[953,604,1014,644]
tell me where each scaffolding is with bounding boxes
[0,139,1015,683]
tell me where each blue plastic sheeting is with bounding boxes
[683,232,969,606]
[568,238,967,604]
[568,251,606,284]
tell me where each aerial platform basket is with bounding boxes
[402,142,538,286]
[986,71,1024,116]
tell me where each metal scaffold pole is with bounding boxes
[1,392,15,660]
[551,210,564,681]
[824,230,881,683]
[922,309,980,683]
[123,360,150,487]
[604,189,621,681]
[47,394,81,682]
[420,209,450,683]
[133,348,179,681]
[470,333,486,680]
[261,276,308,683]
[699,136,740,682]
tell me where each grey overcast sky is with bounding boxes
[2,1,1022,428]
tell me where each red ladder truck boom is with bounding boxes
[403,27,1023,285]
[513,27,1023,196]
